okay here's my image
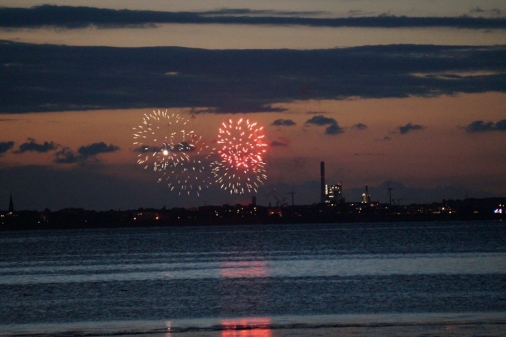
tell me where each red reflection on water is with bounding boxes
[219,261,269,278]
[221,317,272,337]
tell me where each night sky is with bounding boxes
[1,1,505,211]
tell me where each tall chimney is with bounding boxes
[320,161,325,204]
[8,192,14,213]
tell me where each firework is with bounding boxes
[157,134,215,196]
[212,118,268,194]
[133,110,191,170]
[133,110,214,196]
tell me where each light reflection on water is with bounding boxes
[1,222,506,336]
[0,253,504,285]
[220,261,270,278]
[220,318,272,337]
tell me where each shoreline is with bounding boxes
[2,312,506,337]
[2,197,505,231]
[0,213,504,231]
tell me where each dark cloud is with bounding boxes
[470,7,487,14]
[133,142,194,154]
[270,137,291,147]
[465,120,495,132]
[271,119,296,126]
[54,147,82,164]
[352,123,368,130]
[469,7,502,17]
[0,141,14,154]
[205,104,287,114]
[304,115,347,135]
[1,42,506,113]
[348,10,376,17]
[54,142,120,164]
[497,119,506,131]
[78,142,120,157]
[304,115,344,135]
[305,115,337,126]
[15,138,58,153]
[1,6,505,29]
[465,119,506,133]
[398,122,425,135]
[325,123,344,135]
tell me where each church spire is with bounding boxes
[8,193,14,213]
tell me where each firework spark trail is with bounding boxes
[133,110,214,196]
[212,118,268,194]
[133,110,190,170]
[158,134,215,196]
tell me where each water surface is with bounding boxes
[1,221,505,336]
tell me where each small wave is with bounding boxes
[3,313,506,337]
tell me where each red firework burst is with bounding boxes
[213,118,268,194]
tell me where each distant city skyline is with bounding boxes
[0,1,505,211]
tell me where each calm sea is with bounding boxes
[1,221,505,337]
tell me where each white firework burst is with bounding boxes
[133,110,214,196]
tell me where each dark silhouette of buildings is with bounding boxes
[1,162,504,230]
[324,183,344,204]
[361,185,371,204]
[320,161,325,204]
[0,197,504,231]
[8,193,14,214]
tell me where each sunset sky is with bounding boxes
[1,0,505,211]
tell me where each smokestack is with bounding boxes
[320,161,325,203]
[8,192,14,213]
